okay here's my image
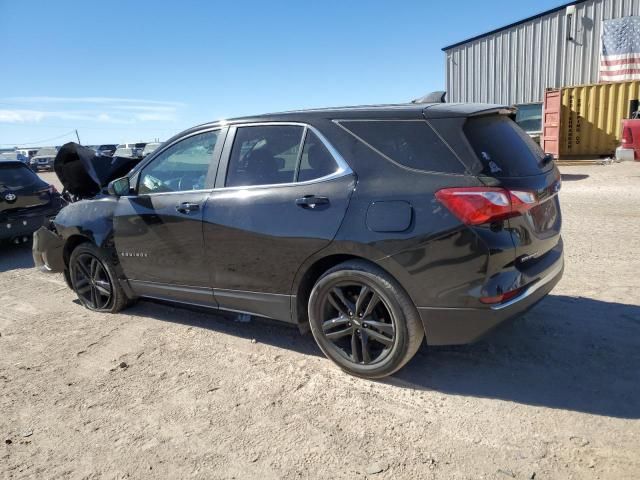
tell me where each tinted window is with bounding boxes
[298,131,339,182]
[226,125,304,187]
[339,120,464,173]
[138,130,219,194]
[464,115,548,177]
[0,164,39,189]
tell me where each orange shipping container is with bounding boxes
[542,81,640,160]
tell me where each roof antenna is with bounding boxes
[411,91,446,104]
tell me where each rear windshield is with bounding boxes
[339,120,465,173]
[0,164,39,189]
[463,115,549,177]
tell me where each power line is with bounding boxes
[0,130,77,147]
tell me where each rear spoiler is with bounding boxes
[422,103,515,119]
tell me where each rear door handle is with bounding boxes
[176,202,200,214]
[295,195,329,209]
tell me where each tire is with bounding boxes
[69,243,131,313]
[308,260,424,379]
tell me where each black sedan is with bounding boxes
[0,160,63,245]
[33,102,563,378]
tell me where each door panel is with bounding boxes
[203,174,356,297]
[114,191,211,288]
[112,128,224,305]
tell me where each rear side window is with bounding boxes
[298,130,339,182]
[339,120,465,173]
[226,125,304,187]
[463,115,548,177]
[0,164,39,189]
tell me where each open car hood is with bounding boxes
[54,142,141,198]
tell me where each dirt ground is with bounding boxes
[1,164,639,479]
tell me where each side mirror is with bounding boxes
[107,176,131,196]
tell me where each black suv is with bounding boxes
[33,103,563,378]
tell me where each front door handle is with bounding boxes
[295,195,329,209]
[176,202,200,214]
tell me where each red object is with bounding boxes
[621,118,640,160]
[542,89,561,158]
[479,287,525,305]
[435,187,539,226]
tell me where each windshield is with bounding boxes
[143,143,160,154]
[0,164,39,189]
[35,147,57,157]
[114,148,134,157]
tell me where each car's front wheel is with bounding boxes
[308,260,424,379]
[69,243,130,313]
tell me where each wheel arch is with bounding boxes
[63,234,92,267]
[293,253,397,327]
[62,232,135,299]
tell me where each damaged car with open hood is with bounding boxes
[33,102,564,378]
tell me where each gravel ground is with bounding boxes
[1,164,639,479]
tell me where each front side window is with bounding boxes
[138,130,220,194]
[226,125,304,187]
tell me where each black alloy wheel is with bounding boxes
[308,260,424,378]
[71,253,113,310]
[69,243,132,313]
[321,282,396,365]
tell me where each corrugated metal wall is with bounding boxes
[445,0,640,105]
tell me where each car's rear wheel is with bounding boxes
[308,260,424,378]
[69,243,130,313]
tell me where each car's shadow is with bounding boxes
[0,240,35,272]
[3,247,636,419]
[126,299,320,357]
[561,173,590,181]
[126,293,640,419]
[391,295,640,419]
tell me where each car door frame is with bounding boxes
[113,125,229,307]
[127,125,229,196]
[205,121,355,322]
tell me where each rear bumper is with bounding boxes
[32,226,66,273]
[0,207,59,241]
[419,255,564,345]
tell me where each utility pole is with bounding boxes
[75,129,81,144]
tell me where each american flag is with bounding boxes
[601,17,640,82]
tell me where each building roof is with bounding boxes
[442,0,586,51]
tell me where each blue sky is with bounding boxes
[0,0,568,147]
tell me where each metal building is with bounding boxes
[443,0,640,132]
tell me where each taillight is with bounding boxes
[435,187,538,225]
[479,286,525,305]
[622,126,634,145]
